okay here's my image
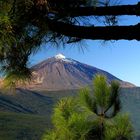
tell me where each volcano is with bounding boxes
[28,54,135,90]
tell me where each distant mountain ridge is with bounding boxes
[27,54,135,90]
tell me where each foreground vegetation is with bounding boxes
[43,75,133,140]
[0,112,50,140]
[1,86,140,139]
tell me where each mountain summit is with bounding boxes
[54,53,66,59]
[28,54,135,90]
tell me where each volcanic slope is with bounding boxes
[29,54,134,90]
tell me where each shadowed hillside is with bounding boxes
[0,88,140,139]
[0,89,54,115]
[120,87,140,139]
[0,112,50,140]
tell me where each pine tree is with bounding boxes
[42,74,133,140]
[1,0,140,85]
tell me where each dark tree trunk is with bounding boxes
[31,2,140,41]
[48,20,140,41]
[60,2,140,17]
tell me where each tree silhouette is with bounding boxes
[0,0,140,85]
[43,75,133,140]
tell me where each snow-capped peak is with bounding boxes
[54,54,77,64]
[55,53,66,59]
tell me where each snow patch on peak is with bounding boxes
[62,58,77,64]
[55,54,66,59]
[54,54,77,64]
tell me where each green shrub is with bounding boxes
[43,74,133,140]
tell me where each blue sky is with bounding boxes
[30,0,140,86]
